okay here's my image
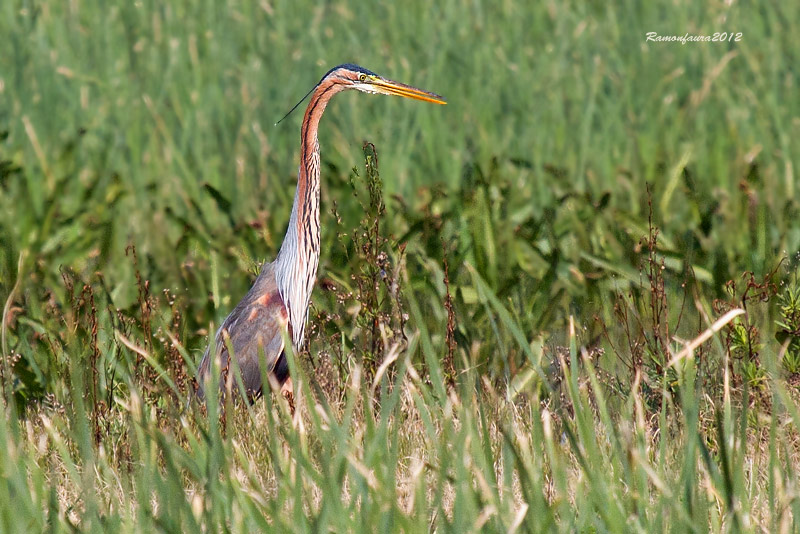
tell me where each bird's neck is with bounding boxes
[274,79,342,347]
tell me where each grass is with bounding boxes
[1,0,800,531]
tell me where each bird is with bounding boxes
[196,63,446,401]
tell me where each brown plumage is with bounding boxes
[196,263,289,399]
[196,64,445,401]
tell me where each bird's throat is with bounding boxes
[274,136,322,348]
[273,78,344,348]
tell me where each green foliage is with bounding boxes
[777,269,800,376]
[0,0,799,531]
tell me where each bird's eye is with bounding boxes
[358,74,367,82]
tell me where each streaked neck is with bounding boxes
[274,78,343,346]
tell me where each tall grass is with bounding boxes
[1,141,799,531]
[2,272,799,531]
[1,0,799,531]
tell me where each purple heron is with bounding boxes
[196,64,445,400]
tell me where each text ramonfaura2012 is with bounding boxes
[645,32,742,44]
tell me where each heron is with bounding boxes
[196,63,446,401]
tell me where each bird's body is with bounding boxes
[196,261,289,398]
[196,64,445,400]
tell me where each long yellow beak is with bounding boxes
[371,77,447,105]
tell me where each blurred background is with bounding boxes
[0,0,798,400]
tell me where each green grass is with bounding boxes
[1,0,800,531]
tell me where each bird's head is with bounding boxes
[276,63,445,125]
[325,63,447,105]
